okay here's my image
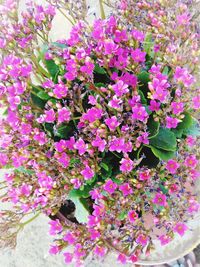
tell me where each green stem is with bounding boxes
[21,212,40,227]
[99,0,106,19]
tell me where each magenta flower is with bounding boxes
[49,245,60,255]
[48,219,63,236]
[131,29,145,42]
[128,210,138,223]
[166,159,180,174]
[71,178,82,189]
[108,96,123,109]
[136,132,149,148]
[37,172,54,190]
[105,116,120,131]
[89,228,100,240]
[159,235,172,246]
[166,116,179,128]
[92,136,106,152]
[119,183,133,196]
[63,252,73,263]
[120,158,134,173]
[81,165,95,180]
[53,83,68,99]
[103,179,118,194]
[186,136,196,147]
[80,61,94,75]
[74,138,87,155]
[44,109,56,123]
[131,48,146,63]
[193,95,200,110]
[112,80,129,97]
[132,105,149,122]
[55,152,70,168]
[185,155,198,169]
[129,254,138,263]
[171,102,184,115]
[89,188,102,200]
[117,253,127,264]
[189,169,200,181]
[109,137,125,153]
[93,245,107,257]
[149,100,160,111]
[54,140,67,153]
[177,12,191,26]
[83,107,103,123]
[88,95,97,105]
[139,169,151,181]
[153,193,167,207]
[63,232,76,244]
[136,234,149,246]
[74,243,86,258]
[58,107,71,124]
[174,222,188,236]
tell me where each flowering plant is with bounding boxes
[0,0,200,265]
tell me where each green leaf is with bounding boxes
[45,59,60,81]
[138,90,147,105]
[15,166,34,175]
[56,123,74,139]
[162,66,169,76]
[31,93,46,109]
[183,117,200,136]
[100,162,109,172]
[68,195,89,224]
[149,127,177,151]
[95,82,105,88]
[177,112,194,130]
[118,211,127,220]
[159,184,169,194]
[94,63,107,75]
[143,33,154,55]
[149,146,176,161]
[52,42,68,49]
[138,71,150,84]
[37,91,51,100]
[147,116,160,138]
[172,129,183,138]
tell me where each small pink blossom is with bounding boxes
[49,245,60,255]
[105,116,120,131]
[48,219,63,236]
[129,254,138,263]
[53,83,68,99]
[81,165,95,180]
[166,116,179,128]
[92,136,106,152]
[117,253,127,264]
[119,183,133,196]
[109,137,125,153]
[193,95,200,109]
[185,155,198,169]
[153,193,167,207]
[159,235,172,246]
[93,245,107,257]
[74,243,86,258]
[149,100,160,111]
[88,95,97,105]
[89,228,100,240]
[189,169,200,181]
[131,48,146,63]
[108,96,123,109]
[132,105,149,122]
[139,169,151,181]
[83,107,103,123]
[131,29,145,42]
[74,138,87,155]
[58,107,71,124]
[128,210,138,223]
[136,132,149,147]
[44,109,56,123]
[112,80,129,97]
[166,159,180,174]
[64,252,73,263]
[186,135,196,147]
[177,12,190,26]
[103,179,118,194]
[71,178,82,189]
[80,61,94,75]
[120,158,134,173]
[171,102,184,115]
[90,188,102,200]
[63,232,76,244]
[136,234,149,246]
[174,223,188,236]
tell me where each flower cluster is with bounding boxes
[0,0,199,265]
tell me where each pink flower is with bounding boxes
[166,159,180,174]
[64,252,73,263]
[71,178,82,189]
[88,95,97,105]
[48,219,63,235]
[105,116,120,131]
[128,210,138,223]
[131,29,145,42]
[153,193,167,207]
[131,48,146,63]
[174,223,188,236]
[88,215,100,227]
[81,165,95,180]
[83,107,103,123]
[53,83,68,98]
[54,140,67,153]
[166,116,179,128]
[0,153,9,167]
[55,152,70,168]
[44,109,56,123]
[74,138,87,155]
[193,95,200,109]
[89,228,100,240]
[186,135,196,147]
[112,80,129,97]
[119,183,133,196]
[93,245,107,257]
[108,96,123,109]
[129,254,138,263]
[188,199,200,213]
[177,12,190,26]
[109,137,125,153]
[103,179,118,194]
[189,169,200,181]
[117,253,127,264]
[132,105,149,122]
[120,158,134,173]
[90,188,102,200]
[149,100,160,111]
[136,132,149,147]
[49,245,60,255]
[37,172,54,190]
[171,102,184,115]
[159,235,172,246]
[139,169,151,181]
[174,67,194,87]
[63,232,76,244]
[185,155,198,169]
[136,234,149,246]
[92,136,106,152]
[80,61,94,75]
[74,243,86,258]
[58,107,71,124]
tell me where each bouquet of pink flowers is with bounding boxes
[0,0,199,265]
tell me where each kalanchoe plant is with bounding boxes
[0,0,200,265]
